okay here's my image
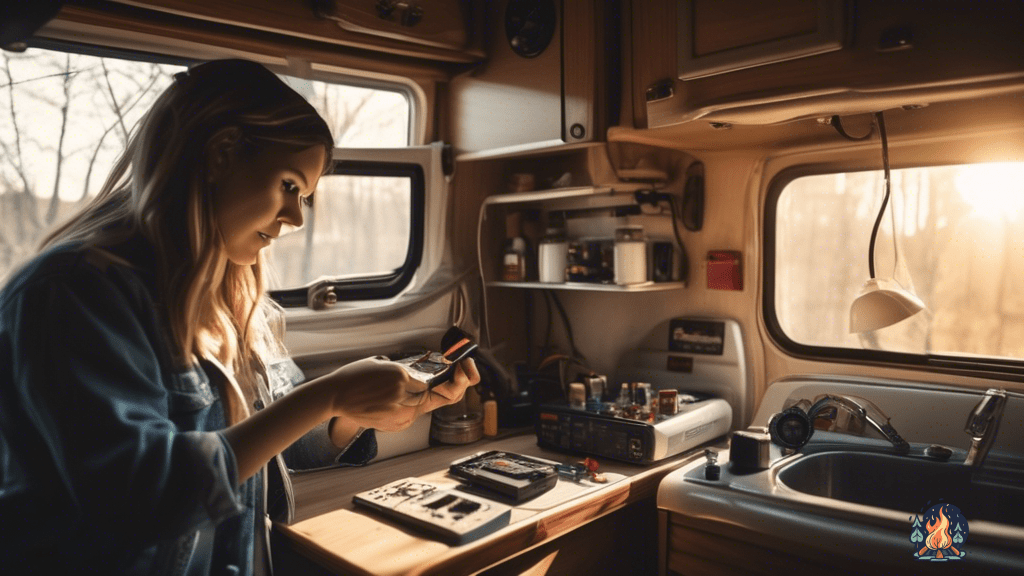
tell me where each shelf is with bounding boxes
[455,141,605,162]
[477,185,686,300]
[486,281,685,292]
[482,185,614,205]
[481,185,657,216]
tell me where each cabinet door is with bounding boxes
[633,0,1024,129]
[678,0,843,80]
[450,0,610,156]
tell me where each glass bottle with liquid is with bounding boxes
[502,237,527,281]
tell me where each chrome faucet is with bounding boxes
[807,394,910,454]
[964,389,1008,467]
[770,394,910,453]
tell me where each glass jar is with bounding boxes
[537,227,568,283]
[613,225,647,285]
[502,237,527,281]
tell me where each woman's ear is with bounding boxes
[204,127,244,185]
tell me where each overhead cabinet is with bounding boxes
[451,0,615,158]
[106,0,485,62]
[633,0,1024,128]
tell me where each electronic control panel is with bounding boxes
[535,397,732,464]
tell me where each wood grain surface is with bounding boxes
[107,0,484,62]
[276,430,709,575]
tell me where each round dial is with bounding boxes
[504,0,557,59]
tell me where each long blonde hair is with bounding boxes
[42,59,334,422]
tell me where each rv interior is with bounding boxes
[5,0,1024,574]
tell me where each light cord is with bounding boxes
[867,111,892,279]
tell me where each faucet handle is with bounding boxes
[965,389,1007,438]
[808,394,910,454]
[964,389,1008,467]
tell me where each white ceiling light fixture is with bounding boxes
[849,111,927,334]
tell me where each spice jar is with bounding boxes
[613,225,647,285]
[538,227,568,283]
[502,237,527,281]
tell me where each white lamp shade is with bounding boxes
[849,278,926,333]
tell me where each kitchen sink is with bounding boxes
[659,437,1024,573]
[776,450,1024,528]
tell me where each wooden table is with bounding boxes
[273,429,715,576]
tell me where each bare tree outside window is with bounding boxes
[0,49,179,279]
[267,75,411,290]
[775,163,1024,361]
[0,48,412,291]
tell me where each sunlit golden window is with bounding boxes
[0,47,412,291]
[774,162,1024,359]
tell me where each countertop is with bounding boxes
[274,429,716,576]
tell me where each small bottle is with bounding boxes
[483,399,498,436]
[616,383,631,410]
[502,237,527,281]
[537,227,569,283]
[568,382,587,410]
[614,225,648,285]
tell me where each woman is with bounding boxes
[0,59,478,574]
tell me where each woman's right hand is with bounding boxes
[318,356,424,432]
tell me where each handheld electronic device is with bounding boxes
[394,326,478,389]
[448,450,559,503]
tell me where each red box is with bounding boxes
[707,251,742,290]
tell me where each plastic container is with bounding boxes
[614,225,648,285]
[537,227,568,283]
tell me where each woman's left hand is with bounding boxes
[334,357,481,434]
[401,357,481,414]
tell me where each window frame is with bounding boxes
[763,163,1024,382]
[18,39,423,306]
[268,160,425,307]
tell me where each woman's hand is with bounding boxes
[401,357,481,413]
[323,356,480,433]
[223,356,480,479]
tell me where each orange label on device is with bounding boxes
[443,337,471,359]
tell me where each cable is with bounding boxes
[667,196,690,283]
[541,289,553,362]
[548,290,585,361]
[868,111,892,279]
[523,290,534,369]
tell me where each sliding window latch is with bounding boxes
[308,281,338,310]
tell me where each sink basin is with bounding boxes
[776,451,1024,528]
[659,439,1024,573]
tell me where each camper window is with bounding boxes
[0,44,414,298]
[768,162,1024,369]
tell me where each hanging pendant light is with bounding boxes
[849,112,927,334]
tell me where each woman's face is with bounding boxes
[210,144,326,265]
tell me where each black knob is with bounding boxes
[569,123,586,139]
[704,463,721,481]
[768,406,814,449]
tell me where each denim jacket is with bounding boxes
[0,239,375,575]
